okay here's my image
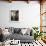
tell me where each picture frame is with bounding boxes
[11,10,19,21]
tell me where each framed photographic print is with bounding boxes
[11,10,19,21]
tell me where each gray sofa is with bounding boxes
[9,33,34,43]
[3,27,34,43]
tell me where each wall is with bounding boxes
[0,1,40,28]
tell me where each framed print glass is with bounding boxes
[11,10,19,21]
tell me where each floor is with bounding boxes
[20,40,46,46]
[0,40,46,46]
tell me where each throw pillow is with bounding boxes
[21,28,27,35]
[14,28,21,33]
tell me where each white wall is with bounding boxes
[0,1,40,28]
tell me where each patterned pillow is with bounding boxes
[8,27,14,34]
[14,28,21,33]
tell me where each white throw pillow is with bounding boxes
[2,29,10,36]
[25,28,31,35]
[21,28,27,35]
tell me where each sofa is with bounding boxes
[3,27,34,43]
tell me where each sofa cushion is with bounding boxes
[8,33,34,43]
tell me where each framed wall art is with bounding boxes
[11,10,19,21]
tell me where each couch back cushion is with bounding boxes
[8,27,32,36]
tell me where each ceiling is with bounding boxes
[0,0,39,1]
[0,0,45,4]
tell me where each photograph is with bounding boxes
[11,10,19,21]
